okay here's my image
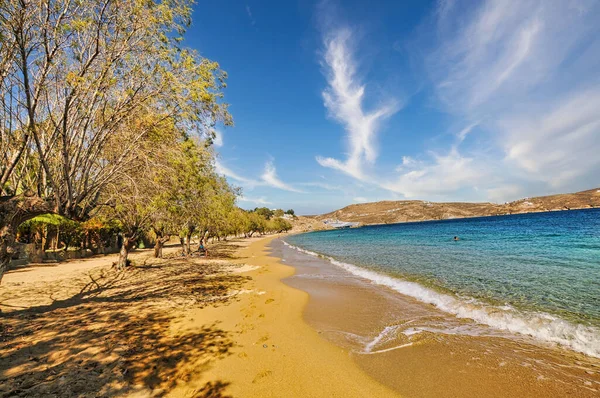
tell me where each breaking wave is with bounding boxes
[282,241,600,358]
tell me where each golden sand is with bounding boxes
[279,238,600,398]
[167,235,397,397]
[0,236,396,397]
[2,235,598,397]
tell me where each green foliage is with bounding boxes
[285,209,295,216]
[210,206,294,238]
[254,207,274,220]
[21,214,71,227]
[268,217,293,233]
[2,0,299,266]
[0,0,232,222]
[19,214,83,249]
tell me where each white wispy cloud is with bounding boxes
[500,88,600,187]
[297,181,342,191]
[215,160,258,186]
[261,160,305,193]
[316,27,399,180]
[215,159,304,193]
[421,0,600,199]
[429,1,544,113]
[455,121,478,143]
[378,0,600,202]
[239,196,272,205]
[383,148,488,199]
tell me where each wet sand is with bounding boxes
[172,236,398,397]
[273,239,600,397]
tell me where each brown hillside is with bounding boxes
[313,188,600,226]
[289,215,332,232]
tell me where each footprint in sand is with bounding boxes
[256,334,269,345]
[236,321,255,332]
[265,298,274,304]
[252,370,272,384]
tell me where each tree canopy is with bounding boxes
[0,0,293,280]
[0,0,233,279]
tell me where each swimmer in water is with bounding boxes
[453,236,459,241]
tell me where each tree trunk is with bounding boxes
[55,225,60,250]
[0,195,53,283]
[116,236,135,269]
[154,240,163,258]
[0,224,18,285]
[41,225,47,251]
[185,232,192,256]
[45,227,55,251]
[179,237,185,254]
[153,234,169,258]
[98,236,105,255]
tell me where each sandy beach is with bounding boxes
[275,239,600,397]
[2,1,599,396]
[0,236,395,397]
[1,235,599,397]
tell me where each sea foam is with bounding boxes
[282,240,600,358]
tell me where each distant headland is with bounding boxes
[297,187,600,229]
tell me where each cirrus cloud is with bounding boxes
[316,26,400,180]
[216,159,305,193]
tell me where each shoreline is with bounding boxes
[2,235,598,397]
[279,239,600,359]
[274,237,600,397]
[173,235,398,397]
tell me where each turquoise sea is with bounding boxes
[284,208,600,357]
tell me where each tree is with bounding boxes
[273,209,284,218]
[285,209,295,216]
[100,115,230,268]
[80,217,120,254]
[101,114,181,268]
[264,217,292,234]
[164,140,237,255]
[203,176,238,242]
[254,207,274,220]
[151,138,214,257]
[18,214,81,250]
[0,0,232,280]
[245,212,266,237]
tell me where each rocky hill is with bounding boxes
[312,188,600,226]
[289,215,332,233]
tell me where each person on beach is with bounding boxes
[199,240,209,256]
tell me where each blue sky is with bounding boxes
[187,0,600,215]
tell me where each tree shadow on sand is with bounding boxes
[0,257,246,397]
[203,241,247,260]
